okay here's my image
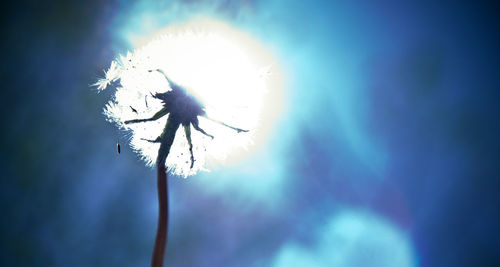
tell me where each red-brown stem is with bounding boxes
[151,164,168,267]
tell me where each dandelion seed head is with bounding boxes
[96,19,279,177]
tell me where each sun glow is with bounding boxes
[96,19,283,176]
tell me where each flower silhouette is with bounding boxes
[94,20,272,266]
[95,27,268,176]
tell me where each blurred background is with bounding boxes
[1,0,499,266]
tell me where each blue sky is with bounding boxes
[1,0,499,266]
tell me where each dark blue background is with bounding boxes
[1,0,499,266]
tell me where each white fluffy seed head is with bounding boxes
[95,20,272,177]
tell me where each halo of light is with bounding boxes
[96,18,283,176]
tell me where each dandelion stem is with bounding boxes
[151,164,168,267]
[151,118,178,267]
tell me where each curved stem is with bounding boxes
[151,164,168,267]
[150,116,179,267]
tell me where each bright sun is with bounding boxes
[96,18,284,176]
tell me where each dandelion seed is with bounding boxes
[130,106,138,114]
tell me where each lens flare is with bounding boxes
[95,19,281,176]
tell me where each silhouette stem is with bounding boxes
[151,164,168,267]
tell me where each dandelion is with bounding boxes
[94,19,273,266]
